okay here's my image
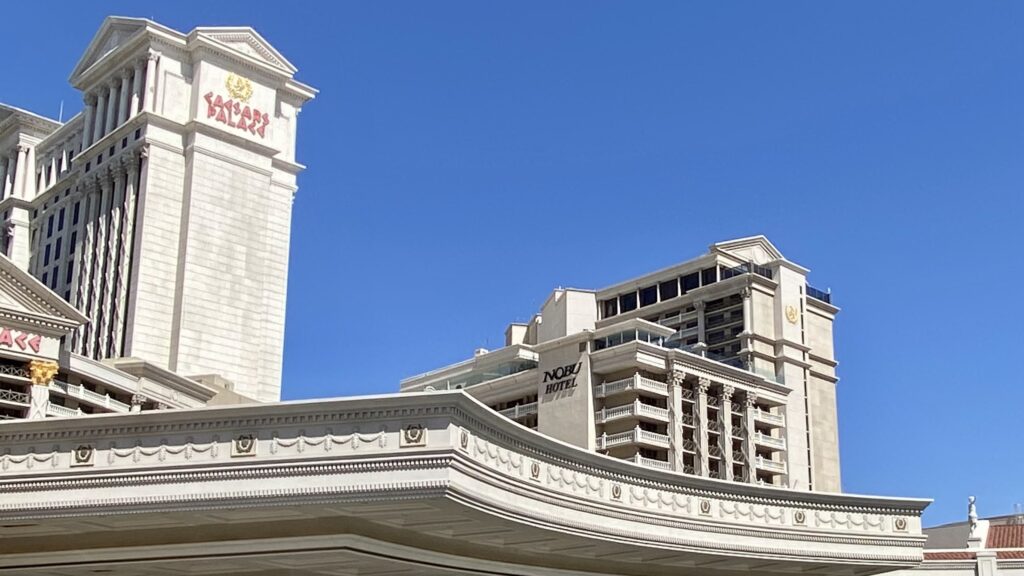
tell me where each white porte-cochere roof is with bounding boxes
[0,391,928,576]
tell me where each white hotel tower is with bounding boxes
[402,236,842,492]
[0,17,315,402]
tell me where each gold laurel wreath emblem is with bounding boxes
[225,73,253,102]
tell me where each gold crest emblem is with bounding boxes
[225,73,253,103]
[785,305,799,324]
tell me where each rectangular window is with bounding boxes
[681,272,699,293]
[619,291,638,313]
[70,231,77,254]
[639,285,658,307]
[46,215,54,238]
[41,273,47,286]
[72,202,80,225]
[602,299,618,319]
[51,267,58,289]
[58,208,65,231]
[659,279,678,301]
[43,244,51,266]
[701,267,718,286]
[66,263,73,284]
[55,238,62,259]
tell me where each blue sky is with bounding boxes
[4,1,1022,526]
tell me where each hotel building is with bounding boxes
[401,236,841,492]
[0,16,315,403]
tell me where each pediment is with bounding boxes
[195,27,297,74]
[711,235,785,265]
[69,16,153,83]
[0,256,87,335]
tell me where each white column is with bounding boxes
[130,59,144,117]
[99,165,125,357]
[104,80,118,135]
[143,50,159,113]
[719,385,735,482]
[76,178,100,354]
[11,145,28,199]
[86,171,112,357]
[0,155,7,199]
[93,90,107,144]
[695,377,710,477]
[117,69,132,125]
[81,93,96,149]
[112,154,139,358]
[23,145,36,199]
[743,392,758,484]
[27,383,51,420]
[668,368,685,473]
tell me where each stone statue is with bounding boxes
[968,496,979,537]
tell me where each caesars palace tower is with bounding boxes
[0,17,315,402]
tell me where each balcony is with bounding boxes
[47,403,83,418]
[721,262,774,281]
[497,402,537,421]
[593,374,668,399]
[754,432,786,450]
[596,427,671,450]
[752,408,785,427]
[631,453,672,471]
[51,381,130,413]
[755,456,787,473]
[807,285,832,304]
[0,388,29,405]
[595,400,670,425]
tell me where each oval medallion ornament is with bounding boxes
[611,484,622,499]
[699,499,712,515]
[530,462,540,479]
[794,510,806,524]
[785,305,799,324]
[225,73,253,103]
[895,517,907,531]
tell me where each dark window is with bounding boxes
[43,244,51,266]
[69,231,77,254]
[639,285,658,307]
[619,291,638,313]
[46,215,54,238]
[659,279,678,301]
[701,267,718,286]
[58,208,65,231]
[54,238,62,259]
[602,299,618,319]
[72,202,80,225]
[51,267,58,289]
[63,290,70,301]
[66,263,73,284]
[681,272,700,293]
[41,273,48,286]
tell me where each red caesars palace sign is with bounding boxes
[0,328,42,354]
[204,73,270,138]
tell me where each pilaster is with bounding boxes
[719,384,734,481]
[695,377,710,477]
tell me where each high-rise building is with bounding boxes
[401,236,842,492]
[0,17,316,402]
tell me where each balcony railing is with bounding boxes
[596,427,671,450]
[721,262,774,281]
[47,404,83,418]
[0,364,30,379]
[807,285,832,304]
[631,453,672,471]
[679,412,694,426]
[0,388,29,405]
[754,432,786,450]
[680,438,697,453]
[51,381,130,413]
[731,425,743,437]
[497,402,538,420]
[595,400,670,424]
[593,374,668,398]
[752,408,785,426]
[756,456,787,473]
[732,450,746,464]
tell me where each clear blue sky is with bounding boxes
[4,1,1021,527]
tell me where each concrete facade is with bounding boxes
[0,18,315,402]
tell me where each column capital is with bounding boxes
[697,377,711,394]
[83,92,97,106]
[694,300,706,311]
[744,391,758,407]
[16,144,31,154]
[668,368,686,387]
[28,359,59,387]
[721,384,735,399]
[121,67,133,79]
[146,49,160,61]
[107,77,120,90]
[740,286,752,299]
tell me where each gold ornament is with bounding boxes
[225,73,253,103]
[28,359,59,386]
[785,305,799,324]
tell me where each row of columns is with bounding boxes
[668,369,762,484]
[80,51,157,151]
[689,286,754,368]
[71,152,141,360]
[0,145,34,201]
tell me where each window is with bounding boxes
[72,202,80,225]
[602,299,618,319]
[46,215,54,238]
[58,208,65,231]
[43,244,51,266]
[639,285,658,307]
[681,272,699,293]
[54,238,62,259]
[659,279,678,301]
[50,267,58,289]
[619,291,638,313]
[66,263,73,284]
[69,231,77,254]
[701,267,718,286]
[41,273,47,286]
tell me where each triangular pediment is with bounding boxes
[0,256,87,335]
[69,16,154,83]
[195,27,297,74]
[711,235,785,265]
